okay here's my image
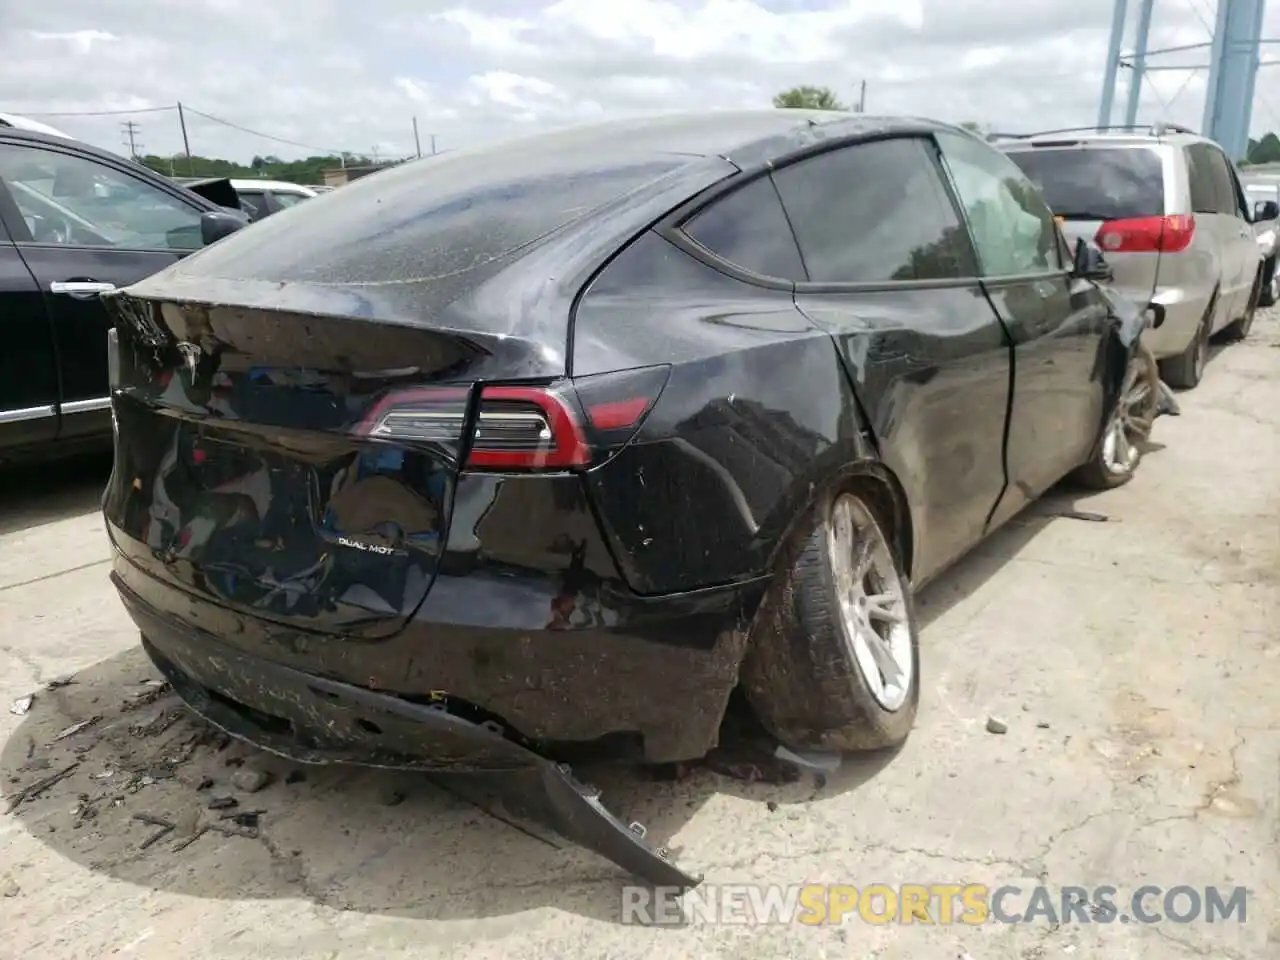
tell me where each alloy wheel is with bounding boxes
[1102,355,1157,477]
[827,494,913,712]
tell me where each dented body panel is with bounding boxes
[102,111,1158,885]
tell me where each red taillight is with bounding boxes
[356,366,668,472]
[1095,214,1194,254]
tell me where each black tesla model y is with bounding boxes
[102,111,1158,886]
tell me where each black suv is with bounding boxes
[0,129,246,463]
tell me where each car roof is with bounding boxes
[0,112,74,139]
[991,124,1211,152]
[229,179,317,193]
[447,109,953,167]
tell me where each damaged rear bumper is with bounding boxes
[116,579,701,889]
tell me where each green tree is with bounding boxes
[773,85,848,111]
[138,152,383,185]
[1246,132,1280,164]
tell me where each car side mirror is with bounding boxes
[1252,200,1279,222]
[1072,237,1113,282]
[200,210,247,246]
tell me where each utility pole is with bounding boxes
[121,120,142,159]
[412,117,422,158]
[176,102,193,172]
[857,80,866,112]
[430,133,437,155]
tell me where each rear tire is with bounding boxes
[740,483,920,753]
[1222,271,1261,342]
[1259,256,1277,307]
[1072,345,1160,491]
[1158,292,1213,390]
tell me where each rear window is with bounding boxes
[1005,147,1165,221]
[173,143,687,287]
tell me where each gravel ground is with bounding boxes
[1,311,1277,959]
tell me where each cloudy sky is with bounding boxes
[3,0,1278,163]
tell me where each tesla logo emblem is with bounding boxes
[176,342,202,378]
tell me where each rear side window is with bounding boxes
[771,137,976,283]
[1006,147,1165,220]
[1186,145,1220,213]
[683,175,806,280]
[1202,147,1244,217]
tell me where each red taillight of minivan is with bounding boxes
[355,366,670,472]
[1095,214,1195,254]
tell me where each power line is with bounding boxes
[16,105,176,118]
[181,105,353,156]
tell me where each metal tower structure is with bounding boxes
[1097,0,1271,159]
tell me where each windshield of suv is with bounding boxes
[1006,146,1165,221]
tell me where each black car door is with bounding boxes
[0,138,207,441]
[775,136,1014,585]
[933,130,1111,526]
[0,182,59,453]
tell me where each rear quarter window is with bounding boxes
[682,175,807,280]
[1006,147,1165,220]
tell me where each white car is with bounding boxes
[0,112,74,140]
[1244,178,1280,306]
[227,179,320,221]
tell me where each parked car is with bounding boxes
[0,128,247,463]
[995,124,1273,390]
[102,112,1161,886]
[0,111,74,139]
[175,177,320,221]
[1241,175,1280,305]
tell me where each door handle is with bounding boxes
[50,280,116,300]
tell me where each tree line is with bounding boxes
[134,152,385,185]
[129,87,1280,183]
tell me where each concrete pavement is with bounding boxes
[2,314,1277,960]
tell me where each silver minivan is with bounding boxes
[996,126,1271,389]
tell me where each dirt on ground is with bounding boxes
[1,314,1277,959]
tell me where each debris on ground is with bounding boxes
[9,694,33,716]
[129,706,182,739]
[284,770,306,785]
[986,716,1010,735]
[207,796,238,811]
[46,674,76,689]
[1,878,19,898]
[120,681,172,712]
[229,768,272,793]
[221,810,262,829]
[1036,721,1051,730]
[1049,510,1110,523]
[5,762,80,813]
[132,813,176,849]
[196,777,214,791]
[53,717,100,742]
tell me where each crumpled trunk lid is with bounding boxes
[102,292,491,639]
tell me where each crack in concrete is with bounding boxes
[0,557,112,593]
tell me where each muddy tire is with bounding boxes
[740,483,920,753]
[1158,292,1213,390]
[1073,345,1160,491]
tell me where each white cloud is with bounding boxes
[1,0,1277,165]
